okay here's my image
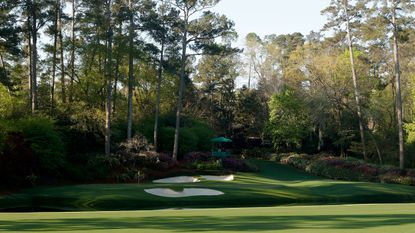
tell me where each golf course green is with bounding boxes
[1,160,415,211]
[1,204,415,232]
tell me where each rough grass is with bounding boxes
[1,160,415,211]
[1,204,415,232]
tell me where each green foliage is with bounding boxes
[276,153,415,186]
[266,88,312,151]
[0,132,37,187]
[405,123,415,168]
[12,116,65,175]
[140,115,214,155]
[233,88,266,137]
[0,84,25,118]
[191,160,222,170]
[241,147,273,160]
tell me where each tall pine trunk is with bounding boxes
[27,17,32,110]
[343,0,367,160]
[391,1,404,169]
[58,1,66,104]
[30,0,37,113]
[51,1,58,111]
[127,0,134,140]
[112,22,122,116]
[69,0,76,103]
[105,0,113,156]
[154,41,164,151]
[173,14,188,161]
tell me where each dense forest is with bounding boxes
[1,0,415,187]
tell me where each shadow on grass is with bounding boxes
[1,214,414,232]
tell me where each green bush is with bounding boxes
[266,88,312,152]
[281,153,313,170]
[191,160,222,170]
[0,116,65,177]
[86,155,121,180]
[178,128,199,155]
[0,132,37,187]
[158,127,175,152]
[242,147,272,160]
[189,122,215,151]
[13,116,65,175]
[139,115,214,155]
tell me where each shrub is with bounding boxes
[117,134,153,155]
[1,116,65,177]
[139,115,214,156]
[0,132,37,187]
[178,128,199,155]
[274,152,415,186]
[222,157,258,172]
[191,160,222,170]
[242,147,272,160]
[380,174,415,186]
[183,152,213,163]
[158,127,175,152]
[281,153,313,170]
[86,155,121,180]
[304,156,379,182]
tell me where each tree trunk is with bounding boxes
[112,22,122,116]
[69,0,76,103]
[391,2,404,169]
[112,61,119,115]
[58,2,66,104]
[105,0,113,156]
[30,0,37,113]
[51,1,58,112]
[154,41,164,151]
[27,17,32,109]
[343,0,367,160]
[248,62,251,89]
[127,0,134,140]
[172,14,188,161]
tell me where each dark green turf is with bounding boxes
[1,160,415,211]
[1,204,415,232]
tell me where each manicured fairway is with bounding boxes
[1,160,415,211]
[0,204,415,232]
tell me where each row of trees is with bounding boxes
[2,0,415,169]
[250,0,414,168]
[1,0,243,160]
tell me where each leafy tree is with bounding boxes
[170,0,236,160]
[266,88,312,151]
[140,0,180,150]
[322,0,368,160]
[195,53,238,134]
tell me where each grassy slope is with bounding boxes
[1,204,415,232]
[1,160,415,211]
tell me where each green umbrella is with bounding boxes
[210,137,232,143]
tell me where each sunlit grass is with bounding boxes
[1,160,415,211]
[0,204,415,232]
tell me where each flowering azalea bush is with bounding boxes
[276,153,415,185]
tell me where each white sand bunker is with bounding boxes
[145,188,224,198]
[153,176,200,184]
[153,175,234,183]
[201,174,234,181]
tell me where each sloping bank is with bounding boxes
[1,160,415,212]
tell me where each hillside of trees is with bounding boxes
[1,0,415,188]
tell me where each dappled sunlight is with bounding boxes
[1,210,415,232]
[2,160,415,211]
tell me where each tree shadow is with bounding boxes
[1,214,414,232]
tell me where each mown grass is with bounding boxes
[1,160,415,211]
[1,204,415,232]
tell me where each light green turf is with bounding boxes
[0,204,415,232]
[1,160,415,211]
